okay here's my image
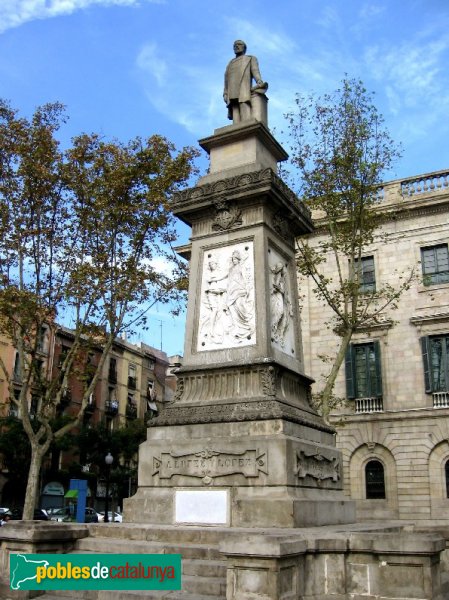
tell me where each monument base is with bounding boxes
[123,417,355,528]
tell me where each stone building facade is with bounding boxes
[300,168,449,523]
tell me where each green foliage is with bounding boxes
[0,417,31,486]
[0,98,198,517]
[286,78,413,418]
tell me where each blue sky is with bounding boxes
[2,0,449,355]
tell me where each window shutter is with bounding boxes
[420,336,432,393]
[373,340,383,397]
[345,345,355,399]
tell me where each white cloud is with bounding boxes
[136,41,223,135]
[0,0,164,33]
[136,42,168,86]
[364,33,449,133]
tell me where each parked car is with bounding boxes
[49,507,70,522]
[49,507,99,523]
[98,511,122,523]
[45,507,63,517]
[7,508,48,520]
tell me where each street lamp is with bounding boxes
[104,452,113,523]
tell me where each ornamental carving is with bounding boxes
[172,168,311,223]
[153,447,267,485]
[212,199,242,231]
[272,212,291,238]
[295,449,340,482]
[261,366,277,397]
[173,377,184,402]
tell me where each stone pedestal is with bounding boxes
[124,121,355,528]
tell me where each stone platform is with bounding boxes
[1,521,447,599]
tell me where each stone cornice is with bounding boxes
[410,312,449,327]
[172,168,312,231]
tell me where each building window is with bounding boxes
[446,460,449,499]
[108,357,117,383]
[58,345,70,368]
[30,395,39,418]
[13,353,21,381]
[365,460,386,499]
[421,335,449,393]
[37,326,48,353]
[356,256,376,293]
[128,363,137,390]
[421,244,449,286]
[345,341,382,399]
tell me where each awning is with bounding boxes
[64,489,78,499]
[147,401,158,411]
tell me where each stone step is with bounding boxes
[39,588,224,600]
[69,552,226,579]
[74,537,223,561]
[87,524,234,546]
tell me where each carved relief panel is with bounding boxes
[197,242,256,351]
[268,247,296,356]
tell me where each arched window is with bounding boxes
[445,460,449,498]
[365,460,386,499]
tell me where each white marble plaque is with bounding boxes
[197,242,256,351]
[268,247,296,356]
[174,490,229,525]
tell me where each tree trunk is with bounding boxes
[320,328,353,421]
[22,446,44,520]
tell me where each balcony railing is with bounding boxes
[433,392,449,409]
[8,405,19,418]
[355,397,384,413]
[126,403,137,419]
[401,170,449,197]
[105,400,119,416]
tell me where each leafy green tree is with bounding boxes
[286,78,414,419]
[74,420,146,507]
[0,417,30,504]
[0,99,198,518]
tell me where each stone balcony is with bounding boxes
[355,397,384,413]
[433,391,449,409]
[380,168,449,205]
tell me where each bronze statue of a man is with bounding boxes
[223,40,268,124]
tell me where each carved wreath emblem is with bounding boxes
[212,199,242,231]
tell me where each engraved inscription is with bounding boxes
[153,448,267,485]
[295,450,340,482]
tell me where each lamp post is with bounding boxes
[104,452,113,523]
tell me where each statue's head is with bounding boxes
[231,250,242,263]
[233,40,247,56]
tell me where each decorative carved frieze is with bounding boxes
[295,449,340,482]
[172,168,312,224]
[150,399,334,434]
[153,447,267,485]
